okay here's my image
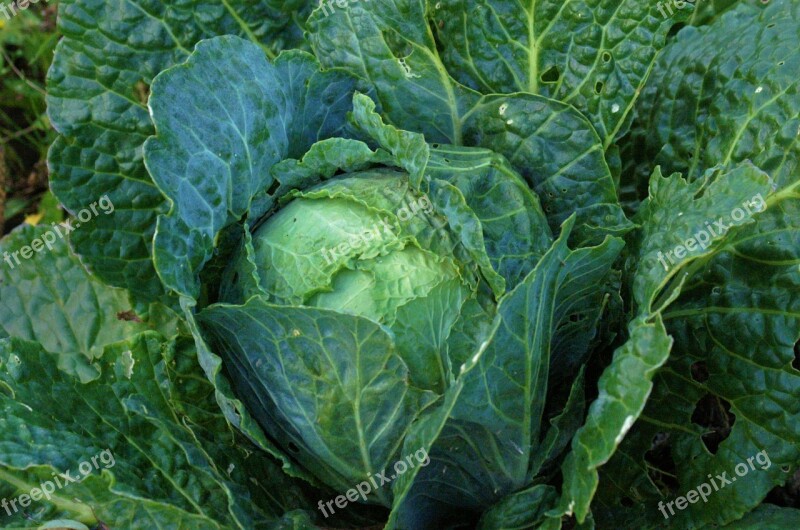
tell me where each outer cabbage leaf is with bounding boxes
[556,162,776,523]
[197,299,438,505]
[585,2,800,526]
[0,225,150,382]
[555,316,672,523]
[628,164,772,313]
[309,0,479,145]
[687,0,739,26]
[145,37,358,298]
[426,145,552,288]
[0,333,314,529]
[432,0,690,145]
[531,367,588,474]
[181,297,325,490]
[389,218,623,529]
[722,504,800,529]
[349,94,431,188]
[462,94,633,245]
[477,484,560,530]
[591,190,800,528]
[428,178,507,297]
[623,0,799,195]
[383,332,498,530]
[47,0,314,301]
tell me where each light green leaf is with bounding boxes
[36,521,90,530]
[391,278,469,391]
[350,93,431,188]
[428,178,507,297]
[629,163,772,313]
[0,225,149,382]
[555,316,673,523]
[266,137,395,197]
[446,284,498,370]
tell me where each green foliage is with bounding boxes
[0,0,797,529]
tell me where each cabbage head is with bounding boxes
[138,38,621,525]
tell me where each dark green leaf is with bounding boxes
[197,297,438,504]
[145,38,358,297]
[47,0,312,300]
[392,218,623,528]
[0,333,312,529]
[433,0,689,145]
